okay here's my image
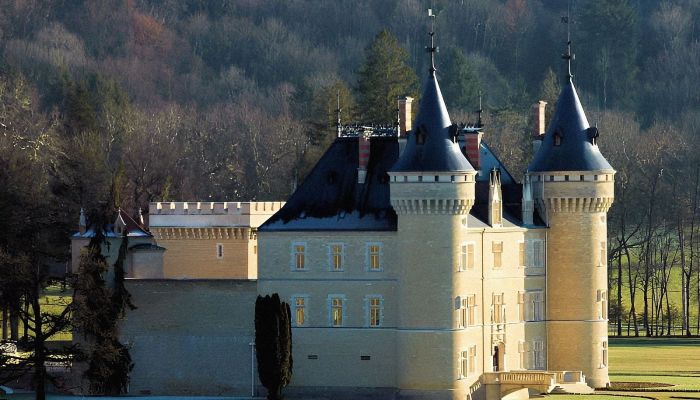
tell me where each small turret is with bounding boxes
[488,169,502,227]
[521,174,534,226]
[79,208,86,235]
[530,39,614,389]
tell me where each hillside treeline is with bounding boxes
[0,0,699,336]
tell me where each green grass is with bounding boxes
[5,284,73,342]
[544,337,700,400]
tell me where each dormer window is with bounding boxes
[416,125,427,145]
[554,132,562,146]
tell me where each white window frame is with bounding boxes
[518,291,525,322]
[459,350,469,379]
[601,339,608,368]
[597,289,608,320]
[291,241,307,271]
[599,241,607,267]
[328,242,345,271]
[216,243,224,259]
[532,340,545,369]
[492,241,503,268]
[518,241,525,268]
[291,294,309,327]
[526,239,546,270]
[518,341,527,369]
[468,345,477,375]
[365,242,383,271]
[492,293,504,324]
[458,242,475,271]
[526,291,544,322]
[328,294,346,327]
[364,295,384,327]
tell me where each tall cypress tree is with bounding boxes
[255,294,292,400]
[356,30,418,124]
[72,214,135,395]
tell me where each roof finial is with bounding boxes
[426,8,438,76]
[477,90,484,128]
[336,90,342,137]
[561,2,574,80]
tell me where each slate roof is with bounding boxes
[528,77,614,172]
[259,136,398,231]
[390,73,474,173]
[72,209,151,238]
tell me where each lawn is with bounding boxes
[5,284,73,343]
[544,337,700,400]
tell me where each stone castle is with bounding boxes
[72,37,614,400]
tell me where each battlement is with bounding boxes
[149,201,284,229]
[149,201,284,216]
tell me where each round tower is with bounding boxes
[388,28,476,399]
[528,42,614,388]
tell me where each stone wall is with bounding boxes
[121,280,257,396]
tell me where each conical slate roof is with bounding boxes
[528,77,613,172]
[390,73,474,173]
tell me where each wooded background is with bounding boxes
[0,0,699,336]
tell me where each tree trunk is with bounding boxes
[2,306,7,340]
[32,291,46,400]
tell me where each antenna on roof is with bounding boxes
[426,8,438,76]
[561,1,575,80]
[336,90,342,137]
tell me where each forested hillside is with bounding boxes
[1,0,699,335]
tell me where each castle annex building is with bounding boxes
[256,41,615,399]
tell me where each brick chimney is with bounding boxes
[397,97,413,158]
[464,131,483,169]
[398,96,413,137]
[358,132,370,184]
[532,100,547,154]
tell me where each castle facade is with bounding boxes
[256,43,614,399]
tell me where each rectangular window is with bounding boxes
[367,243,382,271]
[602,340,608,367]
[519,242,525,267]
[598,290,608,320]
[293,297,306,327]
[518,341,526,369]
[527,239,545,269]
[468,345,477,374]
[329,243,344,271]
[292,242,306,270]
[459,243,467,271]
[460,350,469,378]
[330,296,344,327]
[599,241,607,267]
[216,243,224,259]
[492,241,503,268]
[492,293,504,324]
[459,297,467,328]
[526,291,544,321]
[367,296,382,327]
[467,294,476,326]
[533,340,545,369]
[518,291,525,322]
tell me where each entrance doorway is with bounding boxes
[493,346,500,371]
[493,342,505,372]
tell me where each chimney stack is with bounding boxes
[358,131,371,184]
[532,100,547,154]
[464,131,483,169]
[398,96,413,137]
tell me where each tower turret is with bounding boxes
[528,41,614,388]
[388,18,476,399]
